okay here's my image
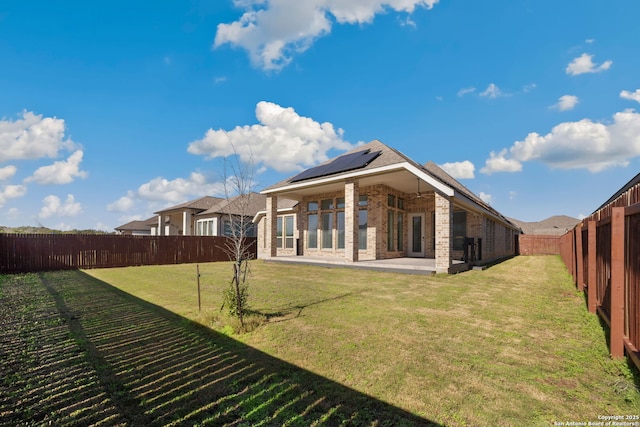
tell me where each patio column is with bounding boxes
[265,196,278,258]
[435,192,452,273]
[183,211,192,236]
[345,179,359,262]
[158,215,164,236]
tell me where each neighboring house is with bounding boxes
[150,193,265,237]
[115,216,157,235]
[254,140,520,273]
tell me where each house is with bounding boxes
[114,216,157,235]
[254,140,520,273]
[115,193,265,237]
[151,193,266,237]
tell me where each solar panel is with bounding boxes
[290,149,381,183]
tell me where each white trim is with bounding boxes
[253,207,295,223]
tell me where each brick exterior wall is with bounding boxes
[257,181,519,269]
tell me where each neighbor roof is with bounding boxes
[154,196,225,214]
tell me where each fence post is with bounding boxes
[588,221,597,314]
[575,223,584,291]
[610,207,625,358]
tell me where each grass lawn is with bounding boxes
[84,255,640,426]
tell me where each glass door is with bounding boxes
[408,213,425,257]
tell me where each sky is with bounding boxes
[1,0,639,231]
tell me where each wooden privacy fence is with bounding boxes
[559,204,640,369]
[0,234,257,274]
[517,235,560,255]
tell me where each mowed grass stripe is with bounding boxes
[87,255,640,426]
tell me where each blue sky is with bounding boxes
[1,0,639,231]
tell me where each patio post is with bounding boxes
[266,196,278,258]
[435,192,452,273]
[345,179,359,262]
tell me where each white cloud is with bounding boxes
[566,53,612,76]
[25,150,87,184]
[214,0,439,70]
[621,89,640,103]
[522,83,537,93]
[188,101,355,173]
[480,149,523,175]
[107,191,136,212]
[0,184,27,208]
[480,83,503,99]
[481,109,640,174]
[137,172,226,204]
[551,95,579,111]
[439,160,475,179]
[509,191,517,201]
[479,192,493,204]
[0,111,75,162]
[38,194,82,219]
[0,165,17,181]
[457,87,476,97]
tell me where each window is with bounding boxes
[336,197,345,209]
[321,212,333,249]
[387,210,395,251]
[308,201,318,212]
[276,215,295,249]
[276,217,283,248]
[308,214,318,249]
[386,194,405,252]
[359,195,368,207]
[337,211,345,249]
[196,218,217,236]
[453,211,467,251]
[359,210,368,250]
[397,213,403,250]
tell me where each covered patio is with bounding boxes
[264,256,468,275]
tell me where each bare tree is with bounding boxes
[219,150,256,330]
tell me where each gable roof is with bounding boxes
[262,140,454,197]
[154,196,225,214]
[198,192,268,217]
[115,216,157,232]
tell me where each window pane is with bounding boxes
[285,216,294,237]
[277,217,283,248]
[387,210,394,251]
[308,201,318,212]
[321,199,334,210]
[336,197,345,209]
[397,214,404,250]
[358,210,367,250]
[453,211,467,251]
[359,195,368,206]
[308,214,318,249]
[321,213,333,249]
[398,198,405,210]
[412,216,422,253]
[387,194,396,207]
[337,211,345,249]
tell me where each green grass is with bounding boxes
[85,256,640,426]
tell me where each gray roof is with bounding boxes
[198,192,269,217]
[115,216,156,231]
[154,196,225,214]
[508,215,580,235]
